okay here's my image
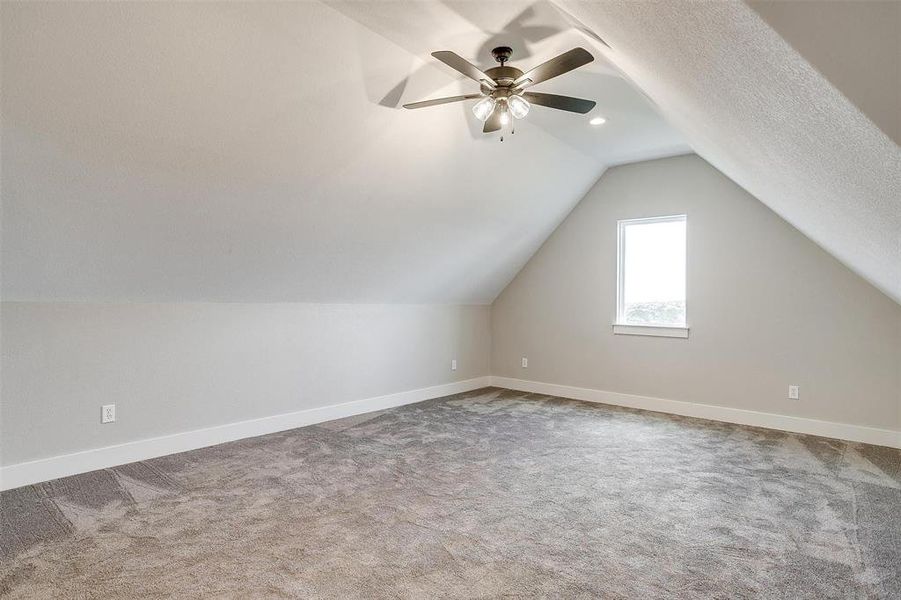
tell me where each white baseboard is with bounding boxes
[0,376,492,491]
[490,376,901,449]
[4,374,896,491]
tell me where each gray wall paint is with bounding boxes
[492,155,901,431]
[3,157,899,468]
[0,303,490,465]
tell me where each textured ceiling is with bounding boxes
[0,1,687,303]
[748,0,900,146]
[557,0,901,304]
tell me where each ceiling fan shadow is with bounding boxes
[374,0,572,110]
[477,6,568,61]
[379,77,409,108]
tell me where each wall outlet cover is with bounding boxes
[102,404,116,423]
[521,357,528,368]
[451,359,457,371]
[788,385,799,400]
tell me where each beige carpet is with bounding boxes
[2,387,899,598]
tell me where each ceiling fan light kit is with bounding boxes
[404,46,597,135]
[472,96,496,121]
[508,95,530,119]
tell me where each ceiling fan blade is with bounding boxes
[513,47,594,89]
[403,94,482,109]
[521,92,596,114]
[431,51,496,89]
[483,106,503,133]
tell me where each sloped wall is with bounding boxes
[491,155,901,432]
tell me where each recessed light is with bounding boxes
[589,116,606,126]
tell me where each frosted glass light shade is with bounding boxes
[508,95,530,119]
[472,96,496,121]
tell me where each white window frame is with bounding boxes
[614,214,689,339]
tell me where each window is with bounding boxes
[615,215,688,338]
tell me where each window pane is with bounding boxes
[620,217,686,326]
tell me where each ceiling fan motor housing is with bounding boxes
[491,46,514,65]
[482,66,524,94]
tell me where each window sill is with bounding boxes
[612,324,689,338]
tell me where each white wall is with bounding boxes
[492,155,901,433]
[0,303,490,466]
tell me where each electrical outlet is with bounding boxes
[102,404,116,423]
[451,359,457,371]
[788,385,799,400]
[521,357,528,368]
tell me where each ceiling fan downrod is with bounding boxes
[491,46,513,66]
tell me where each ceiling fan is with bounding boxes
[403,46,597,134]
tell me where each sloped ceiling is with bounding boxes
[4,1,897,306]
[556,0,901,304]
[0,1,687,303]
[748,0,900,146]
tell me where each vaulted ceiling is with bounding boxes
[0,1,685,303]
[2,1,898,305]
[556,0,901,304]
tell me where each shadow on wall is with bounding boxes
[330,0,584,141]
